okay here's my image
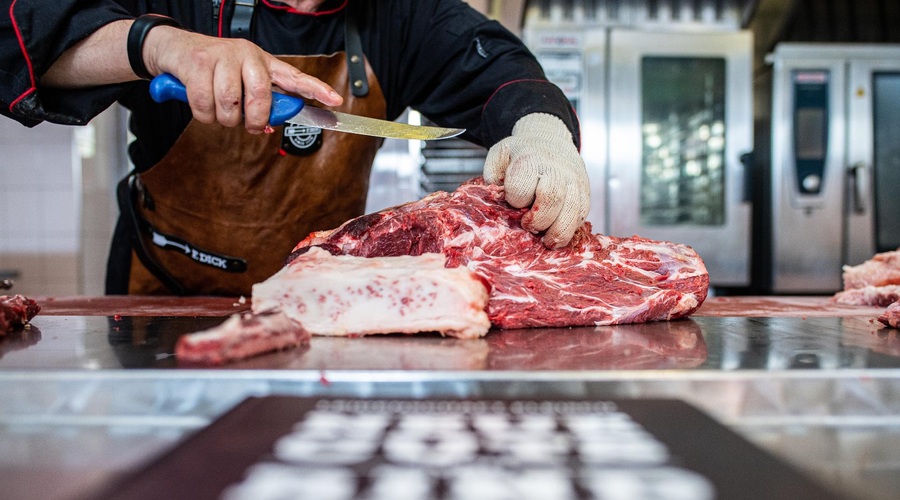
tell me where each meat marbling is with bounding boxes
[286,180,709,329]
[252,247,491,339]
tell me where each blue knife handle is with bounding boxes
[269,92,305,126]
[149,73,305,126]
[149,73,187,104]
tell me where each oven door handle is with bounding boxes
[850,162,868,214]
[739,151,754,204]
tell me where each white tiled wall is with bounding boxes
[0,107,125,297]
[0,118,81,296]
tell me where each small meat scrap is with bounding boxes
[1,294,41,336]
[832,285,900,307]
[252,247,491,339]
[878,301,900,329]
[175,311,310,365]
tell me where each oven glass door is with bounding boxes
[872,72,900,252]
[608,31,753,287]
[640,56,727,226]
[846,61,900,264]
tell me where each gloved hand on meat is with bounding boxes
[483,113,590,249]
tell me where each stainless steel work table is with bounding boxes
[1,296,899,500]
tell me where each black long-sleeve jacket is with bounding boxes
[0,0,579,173]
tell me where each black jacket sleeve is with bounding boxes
[362,0,579,149]
[0,0,579,149]
[0,0,133,126]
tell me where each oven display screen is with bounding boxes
[792,71,829,195]
[795,108,827,160]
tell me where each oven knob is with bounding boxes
[801,174,821,192]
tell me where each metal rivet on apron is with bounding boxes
[353,79,364,89]
[350,55,360,64]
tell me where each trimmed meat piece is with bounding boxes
[288,180,709,329]
[832,285,900,307]
[1,294,41,335]
[878,301,900,329]
[842,249,900,290]
[833,250,900,306]
[252,248,491,339]
[176,311,310,365]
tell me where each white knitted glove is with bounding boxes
[483,113,590,249]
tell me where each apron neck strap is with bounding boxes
[230,0,256,39]
[213,0,370,96]
[344,0,369,97]
[214,0,256,39]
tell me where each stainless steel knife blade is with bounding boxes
[285,106,464,141]
[149,73,466,141]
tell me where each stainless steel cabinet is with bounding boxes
[769,44,900,293]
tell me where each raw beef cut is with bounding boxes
[842,249,900,289]
[832,285,900,307]
[252,247,491,339]
[1,294,41,335]
[878,301,900,329]
[287,180,709,329]
[176,311,310,365]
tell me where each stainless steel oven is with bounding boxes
[525,25,754,288]
[768,43,900,293]
[607,31,753,288]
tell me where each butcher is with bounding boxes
[0,0,588,296]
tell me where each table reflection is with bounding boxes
[5,315,900,371]
[487,319,706,370]
[0,325,41,361]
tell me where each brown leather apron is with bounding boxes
[126,53,385,295]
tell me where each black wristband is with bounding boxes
[127,14,181,80]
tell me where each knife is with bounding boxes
[149,73,464,141]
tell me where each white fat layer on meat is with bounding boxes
[252,248,490,339]
[446,231,476,248]
[502,264,524,274]
[599,242,704,283]
[587,292,701,326]
[489,292,538,304]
